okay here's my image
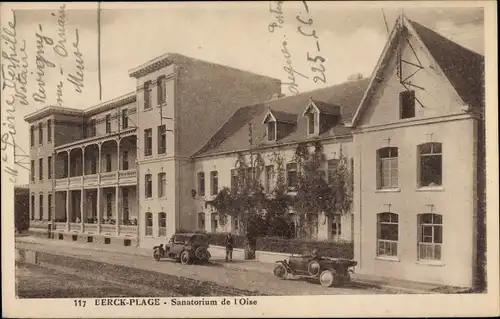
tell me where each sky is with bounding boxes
[0,2,486,184]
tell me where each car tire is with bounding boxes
[319,269,339,287]
[273,264,287,279]
[308,260,321,277]
[195,247,208,260]
[180,251,191,265]
[153,251,160,261]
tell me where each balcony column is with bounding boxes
[65,190,70,232]
[82,146,86,178]
[97,187,101,234]
[80,189,84,232]
[97,142,102,184]
[66,150,70,178]
[116,138,120,236]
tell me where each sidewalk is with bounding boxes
[15,235,462,294]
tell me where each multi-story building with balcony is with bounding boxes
[26,53,282,248]
[25,19,485,288]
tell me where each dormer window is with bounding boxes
[302,99,341,136]
[307,112,317,135]
[267,121,276,141]
[262,109,297,142]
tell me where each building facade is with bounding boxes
[25,19,484,288]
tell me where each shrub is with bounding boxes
[207,232,245,249]
[255,236,353,259]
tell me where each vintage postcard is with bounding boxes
[2,1,498,318]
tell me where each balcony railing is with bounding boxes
[69,176,83,188]
[83,174,99,187]
[100,172,118,185]
[53,222,67,231]
[100,224,115,235]
[118,169,137,185]
[118,225,137,237]
[55,178,69,190]
[84,223,98,234]
[69,223,81,232]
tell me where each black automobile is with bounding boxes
[153,233,211,264]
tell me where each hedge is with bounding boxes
[255,237,353,259]
[176,229,353,259]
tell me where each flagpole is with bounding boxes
[97,1,102,100]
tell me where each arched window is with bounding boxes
[39,194,43,221]
[418,142,442,187]
[418,213,443,260]
[158,212,167,237]
[48,194,52,221]
[30,194,35,220]
[377,147,398,189]
[377,212,399,257]
[145,212,153,236]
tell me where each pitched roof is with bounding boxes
[409,20,484,110]
[350,17,485,126]
[312,100,341,116]
[194,78,369,157]
[269,110,298,123]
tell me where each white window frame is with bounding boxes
[158,172,166,198]
[378,147,398,189]
[377,213,399,257]
[418,142,442,187]
[418,213,443,261]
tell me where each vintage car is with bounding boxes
[153,233,211,264]
[273,251,357,287]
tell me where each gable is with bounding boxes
[356,22,473,127]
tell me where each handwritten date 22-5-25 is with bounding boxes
[297,1,326,84]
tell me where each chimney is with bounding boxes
[347,73,363,81]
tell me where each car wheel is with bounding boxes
[273,264,287,279]
[180,251,191,265]
[319,269,339,287]
[195,247,208,260]
[308,260,321,277]
[153,251,160,261]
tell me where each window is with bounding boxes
[47,119,52,142]
[31,195,35,220]
[267,121,276,141]
[145,174,152,198]
[30,160,35,182]
[90,119,96,137]
[105,154,112,172]
[91,158,97,174]
[144,81,151,109]
[48,156,52,179]
[158,212,166,236]
[418,213,443,261]
[331,214,342,239]
[286,163,297,190]
[158,125,166,154]
[122,109,128,129]
[234,216,240,233]
[198,213,205,230]
[145,212,153,236]
[144,128,152,156]
[30,126,35,146]
[377,213,399,257]
[400,90,415,119]
[307,112,316,134]
[105,114,111,133]
[39,194,43,221]
[265,165,274,193]
[122,151,129,170]
[122,188,129,222]
[211,213,218,232]
[197,172,205,196]
[157,76,166,105]
[378,147,398,189]
[327,159,339,184]
[39,124,43,145]
[39,158,43,181]
[230,169,238,190]
[418,142,442,187]
[106,192,112,218]
[48,194,52,220]
[158,173,166,198]
[210,171,218,196]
